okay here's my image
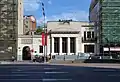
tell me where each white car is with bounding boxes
[78,53,90,59]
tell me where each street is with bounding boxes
[0,64,120,82]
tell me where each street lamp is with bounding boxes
[49,30,52,59]
[36,0,47,62]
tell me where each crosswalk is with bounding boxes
[0,65,72,82]
[0,64,120,82]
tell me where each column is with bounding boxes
[52,37,54,55]
[86,31,87,39]
[17,39,22,61]
[60,37,62,55]
[76,37,78,55]
[67,37,70,55]
[17,48,22,61]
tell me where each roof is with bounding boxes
[47,20,89,23]
[49,31,80,34]
[48,26,81,32]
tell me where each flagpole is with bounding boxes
[42,2,47,63]
[36,0,47,63]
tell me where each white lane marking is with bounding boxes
[45,72,68,74]
[42,79,72,81]
[11,72,68,74]
[14,68,58,71]
[12,72,44,74]
[17,70,22,71]
[0,75,28,76]
[0,79,72,81]
[93,69,116,72]
[44,68,57,70]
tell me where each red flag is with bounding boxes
[42,32,45,46]
[31,49,34,52]
[45,33,47,45]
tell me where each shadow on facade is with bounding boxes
[22,46,31,60]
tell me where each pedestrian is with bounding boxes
[12,56,15,62]
[42,56,44,62]
[49,54,51,60]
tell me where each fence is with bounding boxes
[54,53,90,60]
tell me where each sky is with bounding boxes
[24,0,91,26]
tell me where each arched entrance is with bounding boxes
[22,46,31,60]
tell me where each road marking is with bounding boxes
[17,70,22,71]
[42,79,72,81]
[0,79,72,81]
[12,72,68,74]
[44,68,57,70]
[12,68,58,71]
[12,72,45,74]
[0,74,28,76]
[45,72,68,74]
[93,69,116,72]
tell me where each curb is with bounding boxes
[0,61,50,65]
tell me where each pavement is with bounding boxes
[1,61,120,69]
[50,63,120,69]
[0,61,40,64]
[0,64,120,82]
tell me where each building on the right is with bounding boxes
[89,0,120,57]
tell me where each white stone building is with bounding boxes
[17,20,95,61]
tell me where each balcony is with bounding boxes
[82,37,96,43]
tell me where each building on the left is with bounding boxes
[0,0,23,60]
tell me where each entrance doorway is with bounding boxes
[22,46,31,60]
[84,45,94,53]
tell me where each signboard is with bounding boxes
[104,47,120,51]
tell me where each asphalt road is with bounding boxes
[0,64,120,82]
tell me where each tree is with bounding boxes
[35,26,43,35]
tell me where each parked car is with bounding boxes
[78,53,90,59]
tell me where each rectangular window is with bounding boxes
[54,37,59,53]
[92,32,94,38]
[84,31,86,40]
[70,37,76,53]
[26,25,28,28]
[39,46,43,53]
[87,31,91,38]
[26,21,28,24]
[84,45,94,53]
[62,37,67,53]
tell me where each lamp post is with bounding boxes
[49,30,52,59]
[42,2,47,63]
[37,0,47,62]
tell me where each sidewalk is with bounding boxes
[48,60,120,69]
[50,63,120,69]
[0,61,42,64]
[1,61,120,69]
